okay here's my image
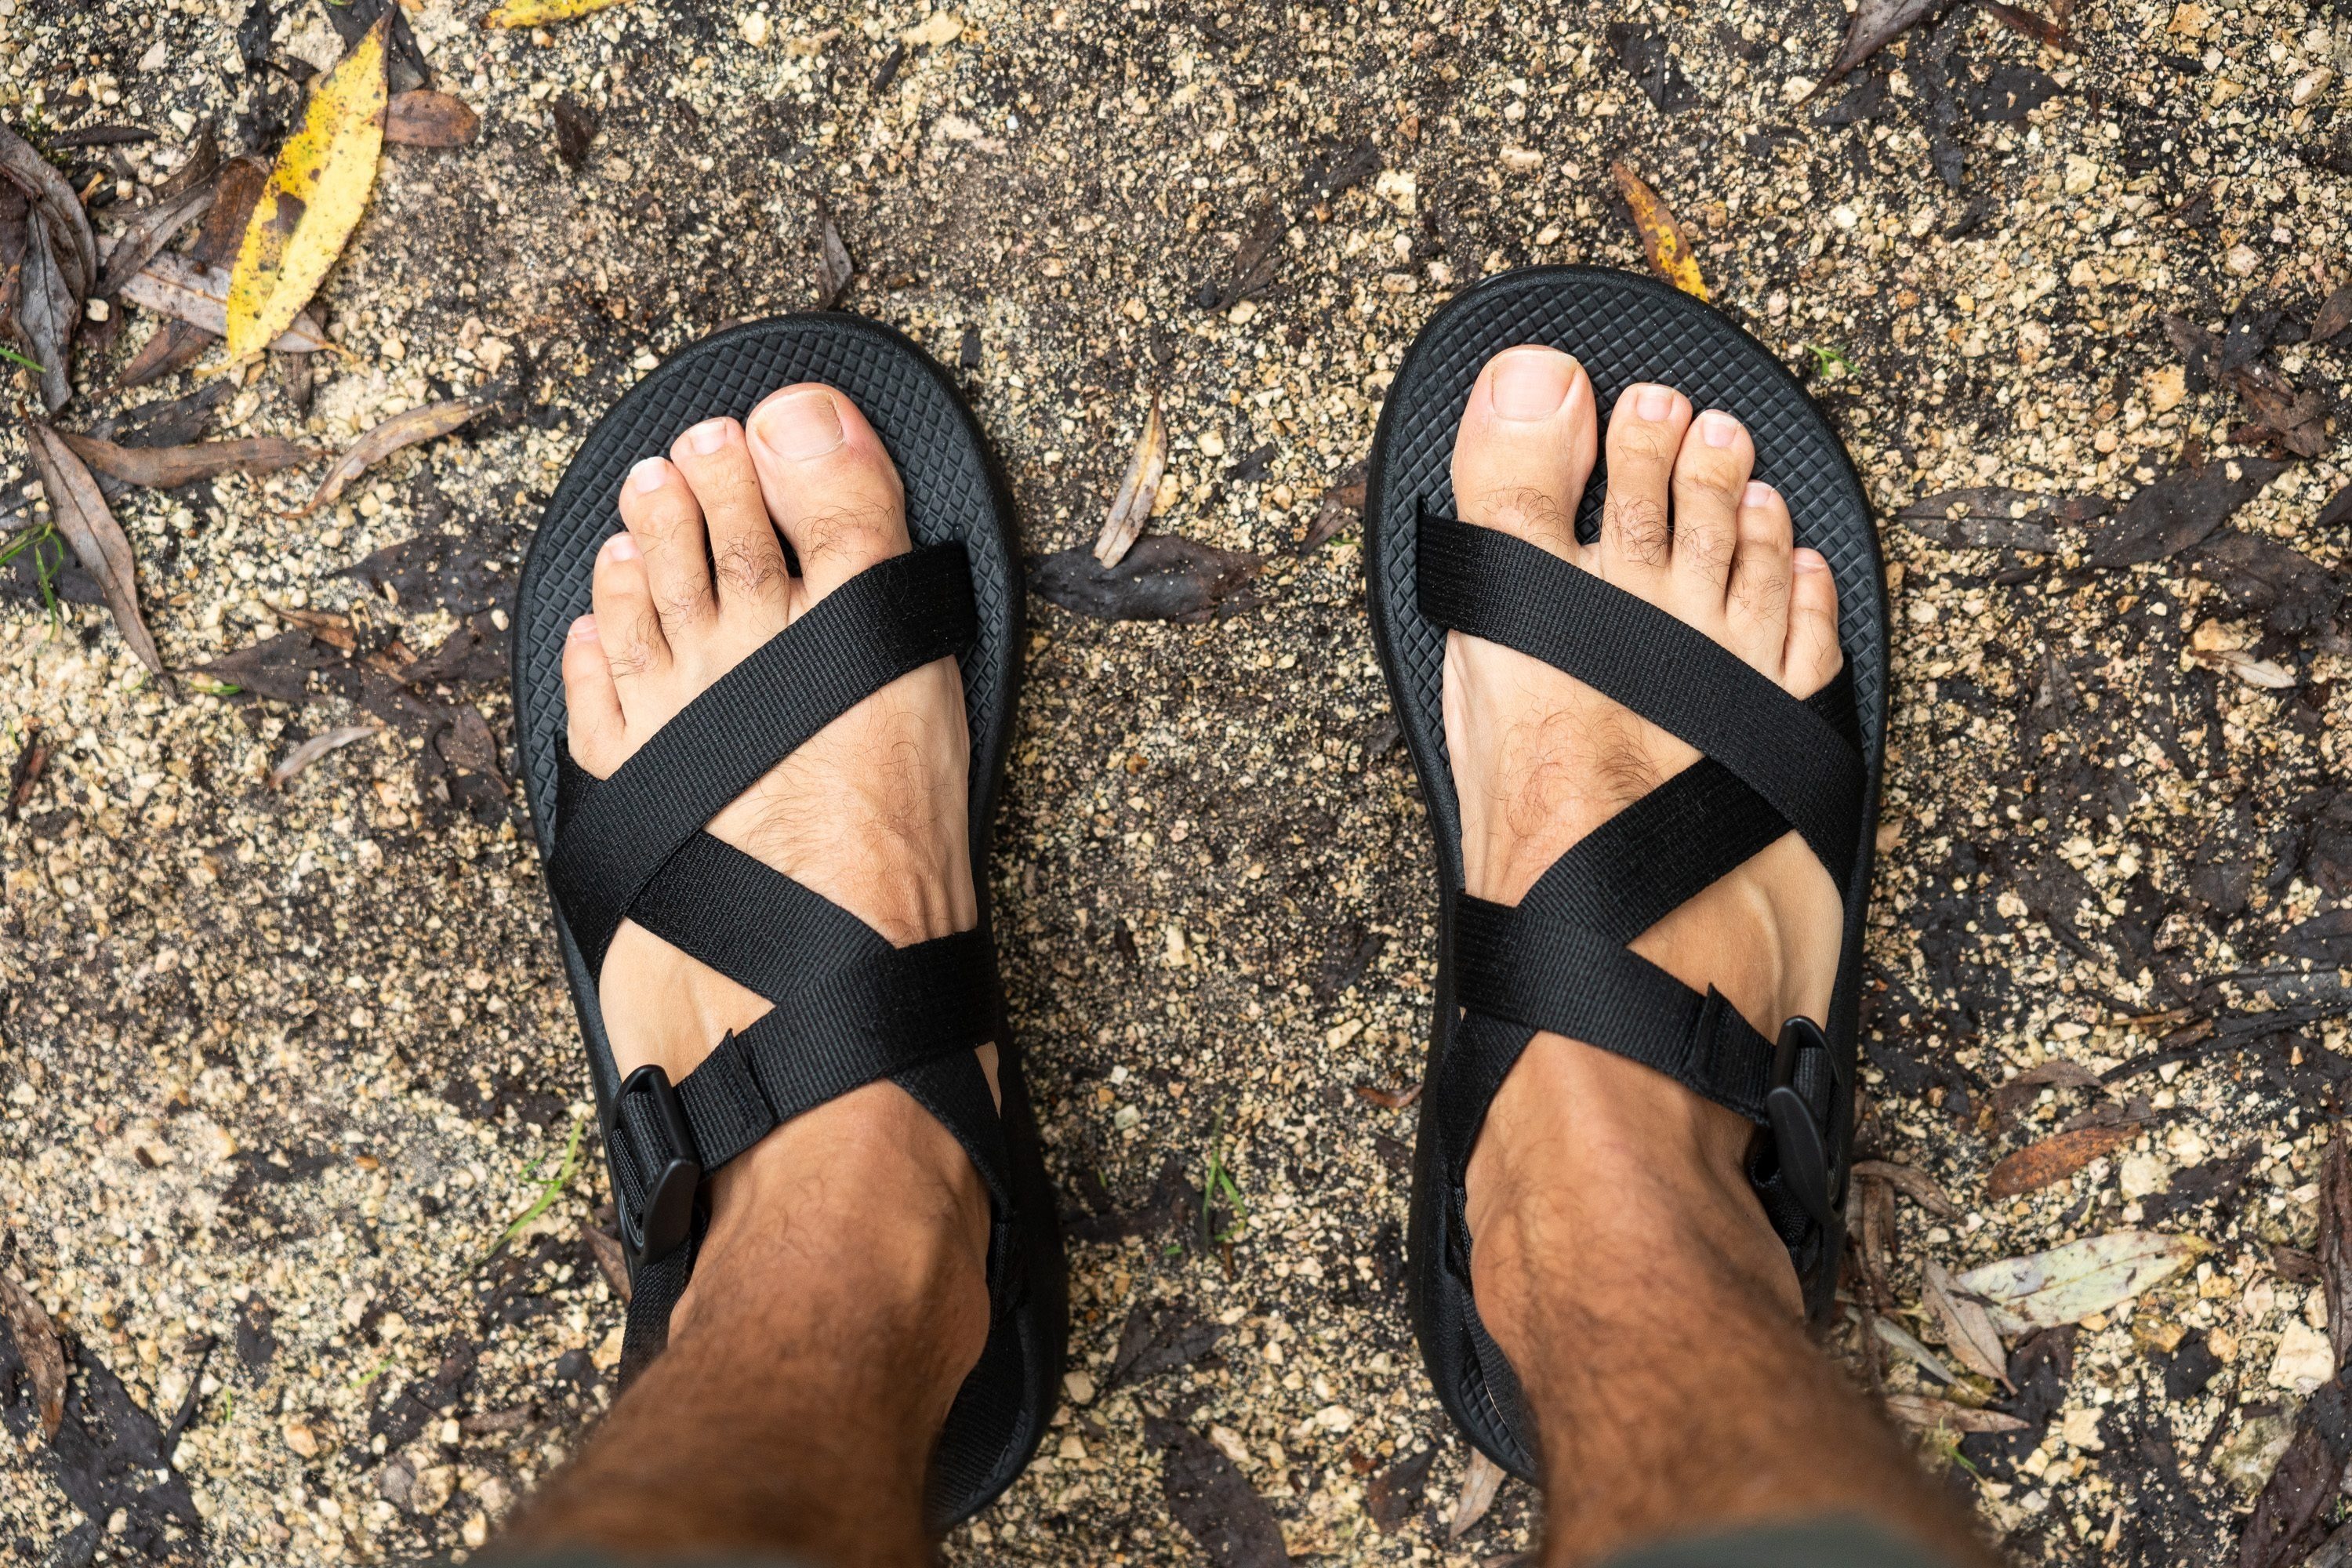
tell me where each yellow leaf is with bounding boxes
[1610,162,1708,302]
[484,0,627,26]
[224,16,389,365]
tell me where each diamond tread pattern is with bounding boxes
[512,314,1054,1529]
[1365,267,1889,1481]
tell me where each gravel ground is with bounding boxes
[4,1,2351,1565]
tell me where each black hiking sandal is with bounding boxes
[512,315,1065,1529]
[1365,267,1889,1481]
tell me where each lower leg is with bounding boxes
[1468,1039,1995,1567]
[496,1080,990,1567]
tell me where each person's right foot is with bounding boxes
[1441,345,1848,1311]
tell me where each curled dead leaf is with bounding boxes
[1955,1230,2208,1333]
[1032,535,1263,624]
[289,398,483,520]
[1986,1123,2138,1199]
[23,421,163,673]
[224,14,389,364]
[96,181,215,299]
[1884,1393,2029,1434]
[1610,162,1706,300]
[1849,1159,1962,1218]
[1822,0,1952,86]
[1094,394,1166,567]
[269,724,379,789]
[1446,1449,1507,1541]
[0,119,97,299]
[0,1269,64,1438]
[385,90,481,148]
[122,252,328,352]
[56,430,321,489]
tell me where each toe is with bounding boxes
[669,418,791,622]
[1784,547,1843,697]
[591,530,669,695]
[619,456,717,637]
[1598,383,1690,590]
[746,384,910,604]
[1667,410,1752,613]
[1447,345,1599,562]
[562,614,629,775]
[1723,481,1795,675]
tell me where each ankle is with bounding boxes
[671,1079,992,1400]
[1465,1036,1799,1323]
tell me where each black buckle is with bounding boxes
[615,1063,702,1272]
[1765,1016,1835,1231]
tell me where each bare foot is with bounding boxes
[558,383,989,1368]
[1439,345,1848,1306]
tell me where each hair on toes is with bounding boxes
[1601,492,1670,566]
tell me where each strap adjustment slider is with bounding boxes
[1765,1016,1835,1232]
[615,1063,702,1272]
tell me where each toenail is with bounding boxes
[604,532,640,561]
[569,615,600,641]
[629,457,668,493]
[1743,481,1777,509]
[686,419,730,456]
[1489,349,1574,421]
[1635,385,1674,422]
[750,389,845,460]
[1699,411,1739,448]
[1793,549,1828,572]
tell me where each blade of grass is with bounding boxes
[486,1116,586,1258]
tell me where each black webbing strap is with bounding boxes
[1417,509,1863,890]
[1452,895,1778,1122]
[1516,678,1860,946]
[549,545,976,972]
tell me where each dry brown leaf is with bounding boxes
[1446,1450,1506,1541]
[816,216,854,308]
[194,156,270,268]
[1610,162,1706,300]
[1884,1393,2028,1434]
[269,724,379,789]
[1300,459,1367,554]
[0,1269,64,1438]
[0,119,96,299]
[582,1222,631,1301]
[2321,1126,2352,1366]
[1849,1159,1962,1218]
[1822,0,1952,85]
[224,14,388,363]
[56,430,321,489]
[24,421,163,673]
[1093,394,1166,567]
[96,181,216,299]
[1923,1259,2013,1386]
[485,0,628,25]
[2313,287,2352,347]
[289,398,482,519]
[1986,1123,2137,1199]
[118,319,214,390]
[121,252,328,351]
[1979,2,2077,49]
[385,90,481,147]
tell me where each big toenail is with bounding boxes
[629,457,668,493]
[687,419,729,456]
[1636,385,1674,421]
[1490,350,1573,421]
[1700,412,1738,448]
[751,389,845,460]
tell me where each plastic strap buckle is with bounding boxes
[1765,1016,1835,1231]
[614,1062,703,1273]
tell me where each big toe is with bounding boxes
[746,383,910,603]
[1448,345,1599,562]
